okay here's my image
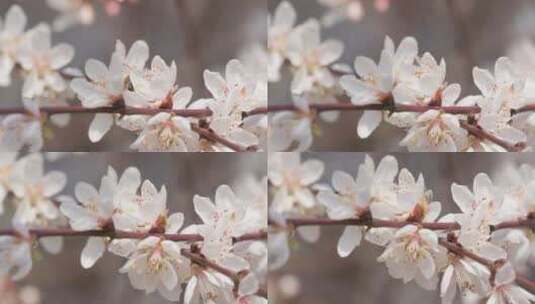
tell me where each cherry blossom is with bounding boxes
[377,225,444,289]
[286,19,344,95]
[0,100,43,152]
[486,263,535,304]
[268,1,297,82]
[59,166,118,268]
[117,231,190,301]
[0,237,32,281]
[9,153,66,229]
[0,5,28,87]
[17,25,74,99]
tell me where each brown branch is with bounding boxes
[0,228,267,243]
[512,104,535,115]
[0,105,263,118]
[439,238,535,293]
[460,121,527,152]
[0,105,264,151]
[267,102,481,115]
[278,217,534,232]
[191,124,258,152]
[181,249,241,282]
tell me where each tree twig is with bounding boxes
[0,228,267,243]
[278,217,534,231]
[191,124,258,152]
[439,238,535,293]
[460,120,527,152]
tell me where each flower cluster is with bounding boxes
[0,4,267,152]
[268,152,535,304]
[0,153,267,303]
[267,1,535,152]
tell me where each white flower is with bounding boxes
[236,273,266,304]
[70,52,125,142]
[0,152,17,214]
[17,25,74,99]
[204,60,261,148]
[46,0,95,31]
[113,40,150,79]
[9,153,66,228]
[394,52,447,105]
[317,161,373,257]
[472,57,533,147]
[399,84,470,152]
[0,100,43,152]
[233,175,268,233]
[267,229,290,270]
[268,1,297,82]
[377,225,441,289]
[440,255,487,304]
[124,56,180,109]
[486,263,535,304]
[389,168,441,222]
[59,166,118,268]
[192,185,250,272]
[112,173,169,233]
[118,229,191,301]
[450,173,509,261]
[495,163,535,217]
[130,112,199,152]
[339,36,417,138]
[0,237,32,281]
[184,268,233,304]
[476,89,527,147]
[286,19,344,94]
[357,155,398,219]
[268,153,324,214]
[0,5,28,87]
[269,97,314,151]
[204,59,258,105]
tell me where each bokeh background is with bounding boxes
[0,0,266,151]
[268,0,535,151]
[269,152,535,304]
[0,152,266,303]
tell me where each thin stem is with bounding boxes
[267,102,481,115]
[0,228,267,243]
[460,121,526,152]
[181,249,240,282]
[279,217,534,231]
[439,238,535,293]
[0,105,265,118]
[0,105,264,151]
[191,124,258,152]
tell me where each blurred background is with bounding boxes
[269,152,535,304]
[0,0,266,151]
[0,152,266,303]
[268,0,535,151]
